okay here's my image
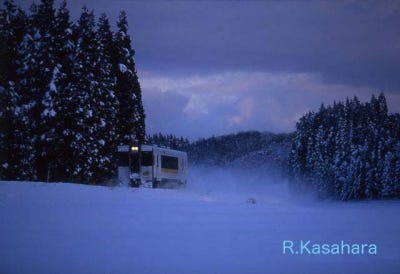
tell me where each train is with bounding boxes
[118,144,188,188]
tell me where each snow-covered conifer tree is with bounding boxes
[67,7,100,182]
[12,0,58,180]
[0,0,28,179]
[46,0,76,181]
[90,13,119,181]
[114,11,146,145]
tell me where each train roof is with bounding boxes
[141,144,187,155]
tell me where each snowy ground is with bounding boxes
[1,167,399,274]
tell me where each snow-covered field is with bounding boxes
[1,167,399,274]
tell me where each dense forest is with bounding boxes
[188,131,290,167]
[289,94,400,200]
[0,0,145,183]
[147,131,292,178]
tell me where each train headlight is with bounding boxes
[131,146,139,152]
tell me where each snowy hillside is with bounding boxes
[1,169,400,274]
[187,131,292,171]
[231,134,292,178]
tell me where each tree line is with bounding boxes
[147,133,190,152]
[289,93,400,200]
[188,131,279,166]
[0,0,145,183]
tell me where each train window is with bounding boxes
[161,155,179,170]
[141,152,153,166]
[117,152,130,166]
[130,153,140,172]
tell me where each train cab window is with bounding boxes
[141,152,153,166]
[130,153,140,172]
[117,151,130,166]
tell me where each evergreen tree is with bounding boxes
[0,83,21,179]
[49,0,75,181]
[92,13,119,181]
[382,150,396,197]
[13,0,58,180]
[68,6,100,182]
[0,0,27,86]
[0,0,28,179]
[114,11,145,146]
[333,113,352,199]
[32,0,58,180]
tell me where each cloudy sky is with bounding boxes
[20,0,400,140]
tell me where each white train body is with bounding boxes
[118,144,187,188]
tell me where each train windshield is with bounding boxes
[141,151,153,166]
[130,153,139,173]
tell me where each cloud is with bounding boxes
[128,1,400,91]
[17,0,400,91]
[141,71,399,139]
[141,84,189,137]
[228,97,255,126]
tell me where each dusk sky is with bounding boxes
[20,0,400,140]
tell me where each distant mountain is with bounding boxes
[230,133,293,178]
